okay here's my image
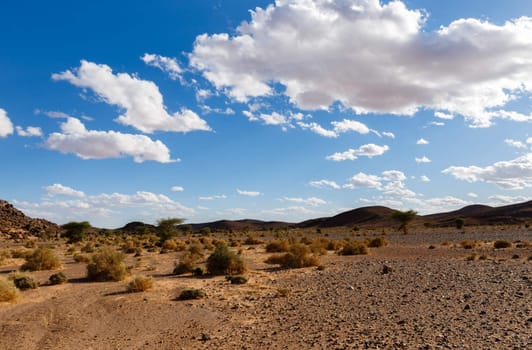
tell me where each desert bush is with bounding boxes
[367,236,389,248]
[460,240,479,249]
[265,243,320,268]
[206,244,246,275]
[326,240,342,251]
[0,276,19,302]
[276,288,291,297]
[226,275,248,284]
[10,248,31,259]
[466,253,479,261]
[493,240,511,249]
[127,276,154,292]
[244,236,263,245]
[0,250,10,265]
[21,247,61,271]
[12,275,37,290]
[173,252,199,275]
[188,243,204,258]
[441,240,452,246]
[62,221,91,243]
[338,241,369,256]
[73,253,90,263]
[266,239,291,253]
[49,272,68,285]
[162,239,186,251]
[455,218,465,229]
[177,288,206,300]
[87,247,128,282]
[81,243,96,253]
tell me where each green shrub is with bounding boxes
[0,277,19,302]
[21,247,61,271]
[87,247,128,282]
[493,240,511,249]
[49,272,68,285]
[127,276,154,292]
[12,274,37,290]
[173,252,199,275]
[265,243,320,268]
[206,244,246,275]
[177,288,206,300]
[62,221,91,243]
[366,236,388,248]
[338,241,369,256]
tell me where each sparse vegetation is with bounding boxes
[49,272,68,285]
[21,247,61,271]
[206,244,246,275]
[460,240,479,249]
[338,241,369,256]
[265,243,320,268]
[455,218,465,229]
[173,252,199,275]
[12,275,37,290]
[177,288,206,300]
[367,236,388,248]
[0,276,19,302]
[265,239,291,252]
[87,247,128,282]
[392,209,417,234]
[127,276,154,292]
[494,240,511,249]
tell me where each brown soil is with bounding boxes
[1,227,530,349]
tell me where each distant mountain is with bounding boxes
[0,200,60,239]
[298,206,396,228]
[186,219,293,232]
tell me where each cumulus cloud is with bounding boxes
[382,132,395,138]
[488,194,530,204]
[190,0,532,127]
[297,118,371,138]
[46,117,175,163]
[443,153,532,189]
[415,156,431,163]
[16,126,43,137]
[281,197,327,206]
[434,112,454,120]
[0,108,14,138]
[416,138,429,145]
[420,175,431,182]
[467,192,478,198]
[13,188,194,228]
[504,139,527,149]
[309,179,341,189]
[327,144,389,161]
[141,53,183,80]
[343,172,383,189]
[237,189,262,197]
[52,60,210,133]
[44,183,86,198]
[171,186,184,192]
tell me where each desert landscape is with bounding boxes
[0,199,530,350]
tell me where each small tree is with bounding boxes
[156,218,184,243]
[206,244,246,275]
[62,221,91,243]
[391,210,417,234]
[455,218,465,229]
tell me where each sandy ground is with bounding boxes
[0,227,530,350]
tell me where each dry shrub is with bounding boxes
[265,239,290,253]
[10,248,32,259]
[188,243,204,257]
[493,240,511,249]
[441,240,452,246]
[265,243,320,268]
[0,276,19,303]
[0,250,10,265]
[460,240,479,249]
[21,247,61,271]
[244,236,263,245]
[206,244,246,275]
[366,236,389,248]
[87,247,128,282]
[127,275,154,292]
[177,288,206,300]
[162,239,186,251]
[338,241,369,256]
[466,253,479,261]
[173,252,199,275]
[49,272,68,285]
[73,253,90,263]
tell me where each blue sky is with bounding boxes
[1,0,531,228]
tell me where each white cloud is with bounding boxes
[416,138,429,145]
[297,121,337,138]
[13,189,194,228]
[237,189,262,197]
[428,121,445,127]
[46,117,175,163]
[199,194,227,200]
[382,132,395,138]
[52,60,210,133]
[420,175,431,182]
[415,156,431,163]
[467,192,478,198]
[381,170,407,182]
[327,144,389,161]
[281,197,326,206]
[343,172,382,189]
[298,118,370,138]
[171,186,184,192]
[309,179,341,189]
[504,139,527,149]
[488,194,530,204]
[262,206,313,217]
[44,183,86,198]
[16,126,43,137]
[0,108,14,138]
[141,53,182,80]
[443,153,532,189]
[434,111,454,120]
[190,0,532,127]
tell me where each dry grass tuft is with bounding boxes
[338,241,369,256]
[265,243,320,268]
[0,276,19,303]
[127,275,154,292]
[87,247,128,282]
[21,247,61,271]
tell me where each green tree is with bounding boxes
[62,221,91,243]
[391,210,417,234]
[156,218,184,243]
[455,218,465,229]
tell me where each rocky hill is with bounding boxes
[0,200,60,239]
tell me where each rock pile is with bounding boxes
[0,200,60,239]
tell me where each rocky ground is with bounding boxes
[0,227,530,350]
